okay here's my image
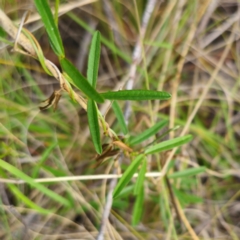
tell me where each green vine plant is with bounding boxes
[0,0,198,226]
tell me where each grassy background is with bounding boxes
[0,0,240,239]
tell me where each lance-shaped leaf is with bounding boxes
[60,58,104,103]
[34,0,64,57]
[87,99,102,154]
[129,120,168,146]
[144,135,192,155]
[0,159,71,208]
[87,31,101,88]
[100,90,171,101]
[113,154,144,198]
[112,101,128,135]
[132,186,144,226]
[134,158,146,195]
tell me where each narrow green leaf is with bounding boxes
[113,154,144,198]
[129,120,168,146]
[145,135,192,155]
[132,186,144,226]
[60,58,104,103]
[87,99,102,154]
[101,90,171,101]
[0,159,71,208]
[112,101,128,134]
[8,184,50,214]
[133,158,146,195]
[87,31,101,88]
[34,0,64,57]
[168,166,206,179]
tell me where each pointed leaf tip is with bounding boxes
[87,31,101,88]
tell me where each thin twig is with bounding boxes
[0,172,163,184]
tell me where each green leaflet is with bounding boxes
[0,159,71,208]
[168,166,206,179]
[87,31,101,88]
[134,158,146,195]
[129,120,168,146]
[34,0,64,57]
[112,101,128,135]
[100,90,171,101]
[144,135,192,155]
[113,154,144,198]
[60,58,104,103]
[132,186,144,226]
[132,159,146,225]
[87,99,102,154]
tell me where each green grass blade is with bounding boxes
[100,90,171,101]
[0,159,71,207]
[168,166,206,179]
[8,184,50,214]
[87,31,101,88]
[87,99,102,154]
[112,101,128,135]
[129,120,168,146]
[60,58,104,103]
[133,158,146,195]
[132,186,144,226]
[113,154,144,198]
[34,0,64,57]
[144,135,192,155]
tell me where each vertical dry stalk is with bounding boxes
[124,0,158,124]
